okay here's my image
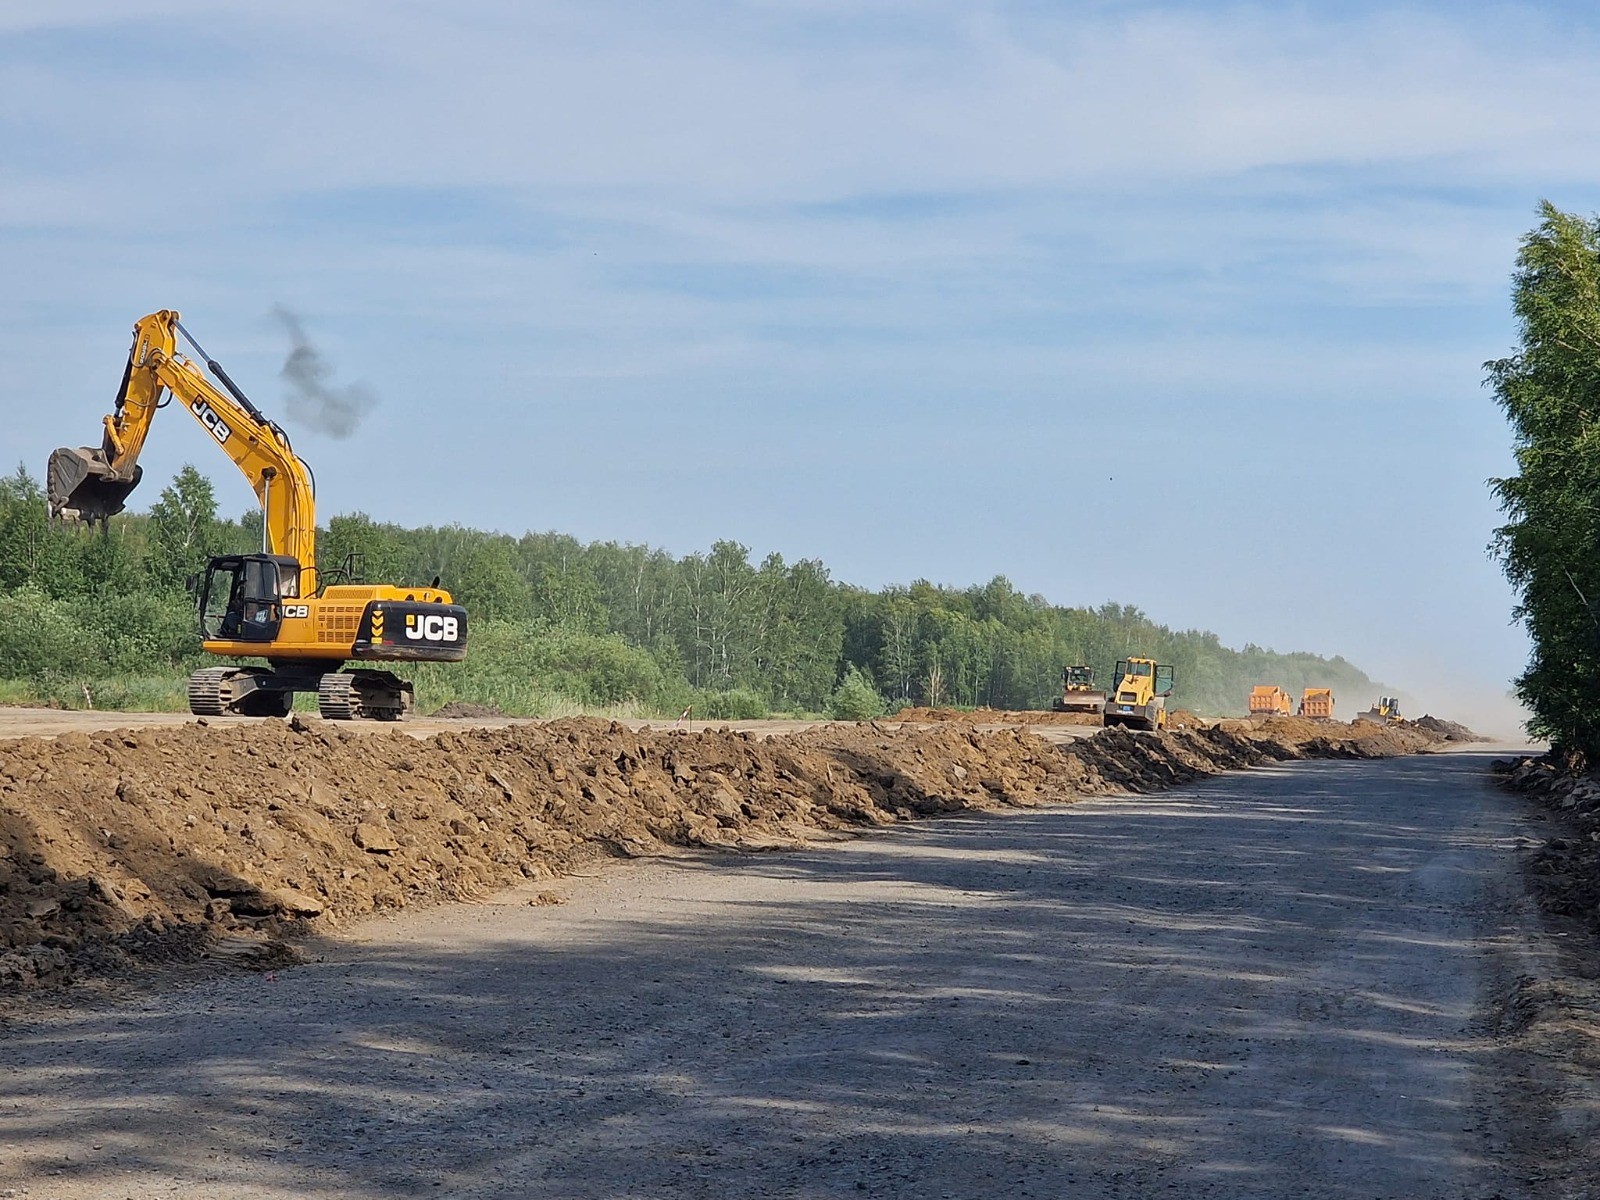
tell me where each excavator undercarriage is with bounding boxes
[185,665,415,721]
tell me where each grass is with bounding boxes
[0,672,669,722]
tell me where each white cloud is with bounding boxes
[0,1,1568,687]
[9,3,1600,210]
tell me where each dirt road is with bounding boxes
[0,747,1569,1198]
[0,705,1101,744]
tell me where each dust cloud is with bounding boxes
[271,305,377,439]
[1388,661,1533,743]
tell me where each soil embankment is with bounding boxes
[1496,750,1600,932]
[0,714,1444,991]
[892,706,1104,726]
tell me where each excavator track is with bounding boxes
[187,667,232,717]
[318,673,359,721]
[317,671,410,721]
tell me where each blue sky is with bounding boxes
[4,0,1591,731]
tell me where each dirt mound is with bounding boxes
[1495,752,1600,933]
[430,701,511,720]
[894,707,1103,727]
[1412,714,1484,742]
[0,714,1446,992]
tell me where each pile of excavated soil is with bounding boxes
[893,707,1104,726]
[429,701,511,720]
[0,715,1446,991]
[1413,714,1484,742]
[1495,752,1600,932]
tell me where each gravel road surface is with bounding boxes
[0,706,1098,744]
[0,748,1549,1197]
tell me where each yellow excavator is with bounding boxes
[1102,657,1174,731]
[48,310,467,720]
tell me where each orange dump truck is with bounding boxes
[1248,685,1293,717]
[1299,688,1334,719]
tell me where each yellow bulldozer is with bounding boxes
[1103,657,1174,731]
[1356,696,1403,724]
[1051,664,1106,718]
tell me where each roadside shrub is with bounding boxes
[36,675,190,712]
[693,688,768,721]
[399,619,677,715]
[0,586,101,680]
[77,589,198,674]
[827,666,886,721]
[529,627,669,706]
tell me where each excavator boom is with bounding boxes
[48,311,318,588]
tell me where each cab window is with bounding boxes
[201,558,282,642]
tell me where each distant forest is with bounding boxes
[0,464,1377,718]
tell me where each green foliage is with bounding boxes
[319,512,412,585]
[1488,201,1600,751]
[521,625,676,707]
[34,675,191,713]
[828,665,887,721]
[0,586,101,680]
[691,688,769,721]
[400,620,680,716]
[145,465,220,589]
[0,464,1380,720]
[88,590,200,674]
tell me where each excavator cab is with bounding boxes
[199,554,302,643]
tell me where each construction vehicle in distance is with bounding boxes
[1248,685,1293,718]
[1356,696,1403,723]
[1299,688,1334,719]
[48,310,467,720]
[1103,657,1174,731]
[1051,664,1106,718]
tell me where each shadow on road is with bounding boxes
[0,750,1541,1198]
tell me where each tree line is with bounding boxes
[1490,202,1600,753]
[0,463,1377,717]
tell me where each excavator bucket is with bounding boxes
[46,447,141,524]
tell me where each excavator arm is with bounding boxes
[48,310,319,592]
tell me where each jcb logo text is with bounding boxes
[190,399,232,445]
[405,615,459,642]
